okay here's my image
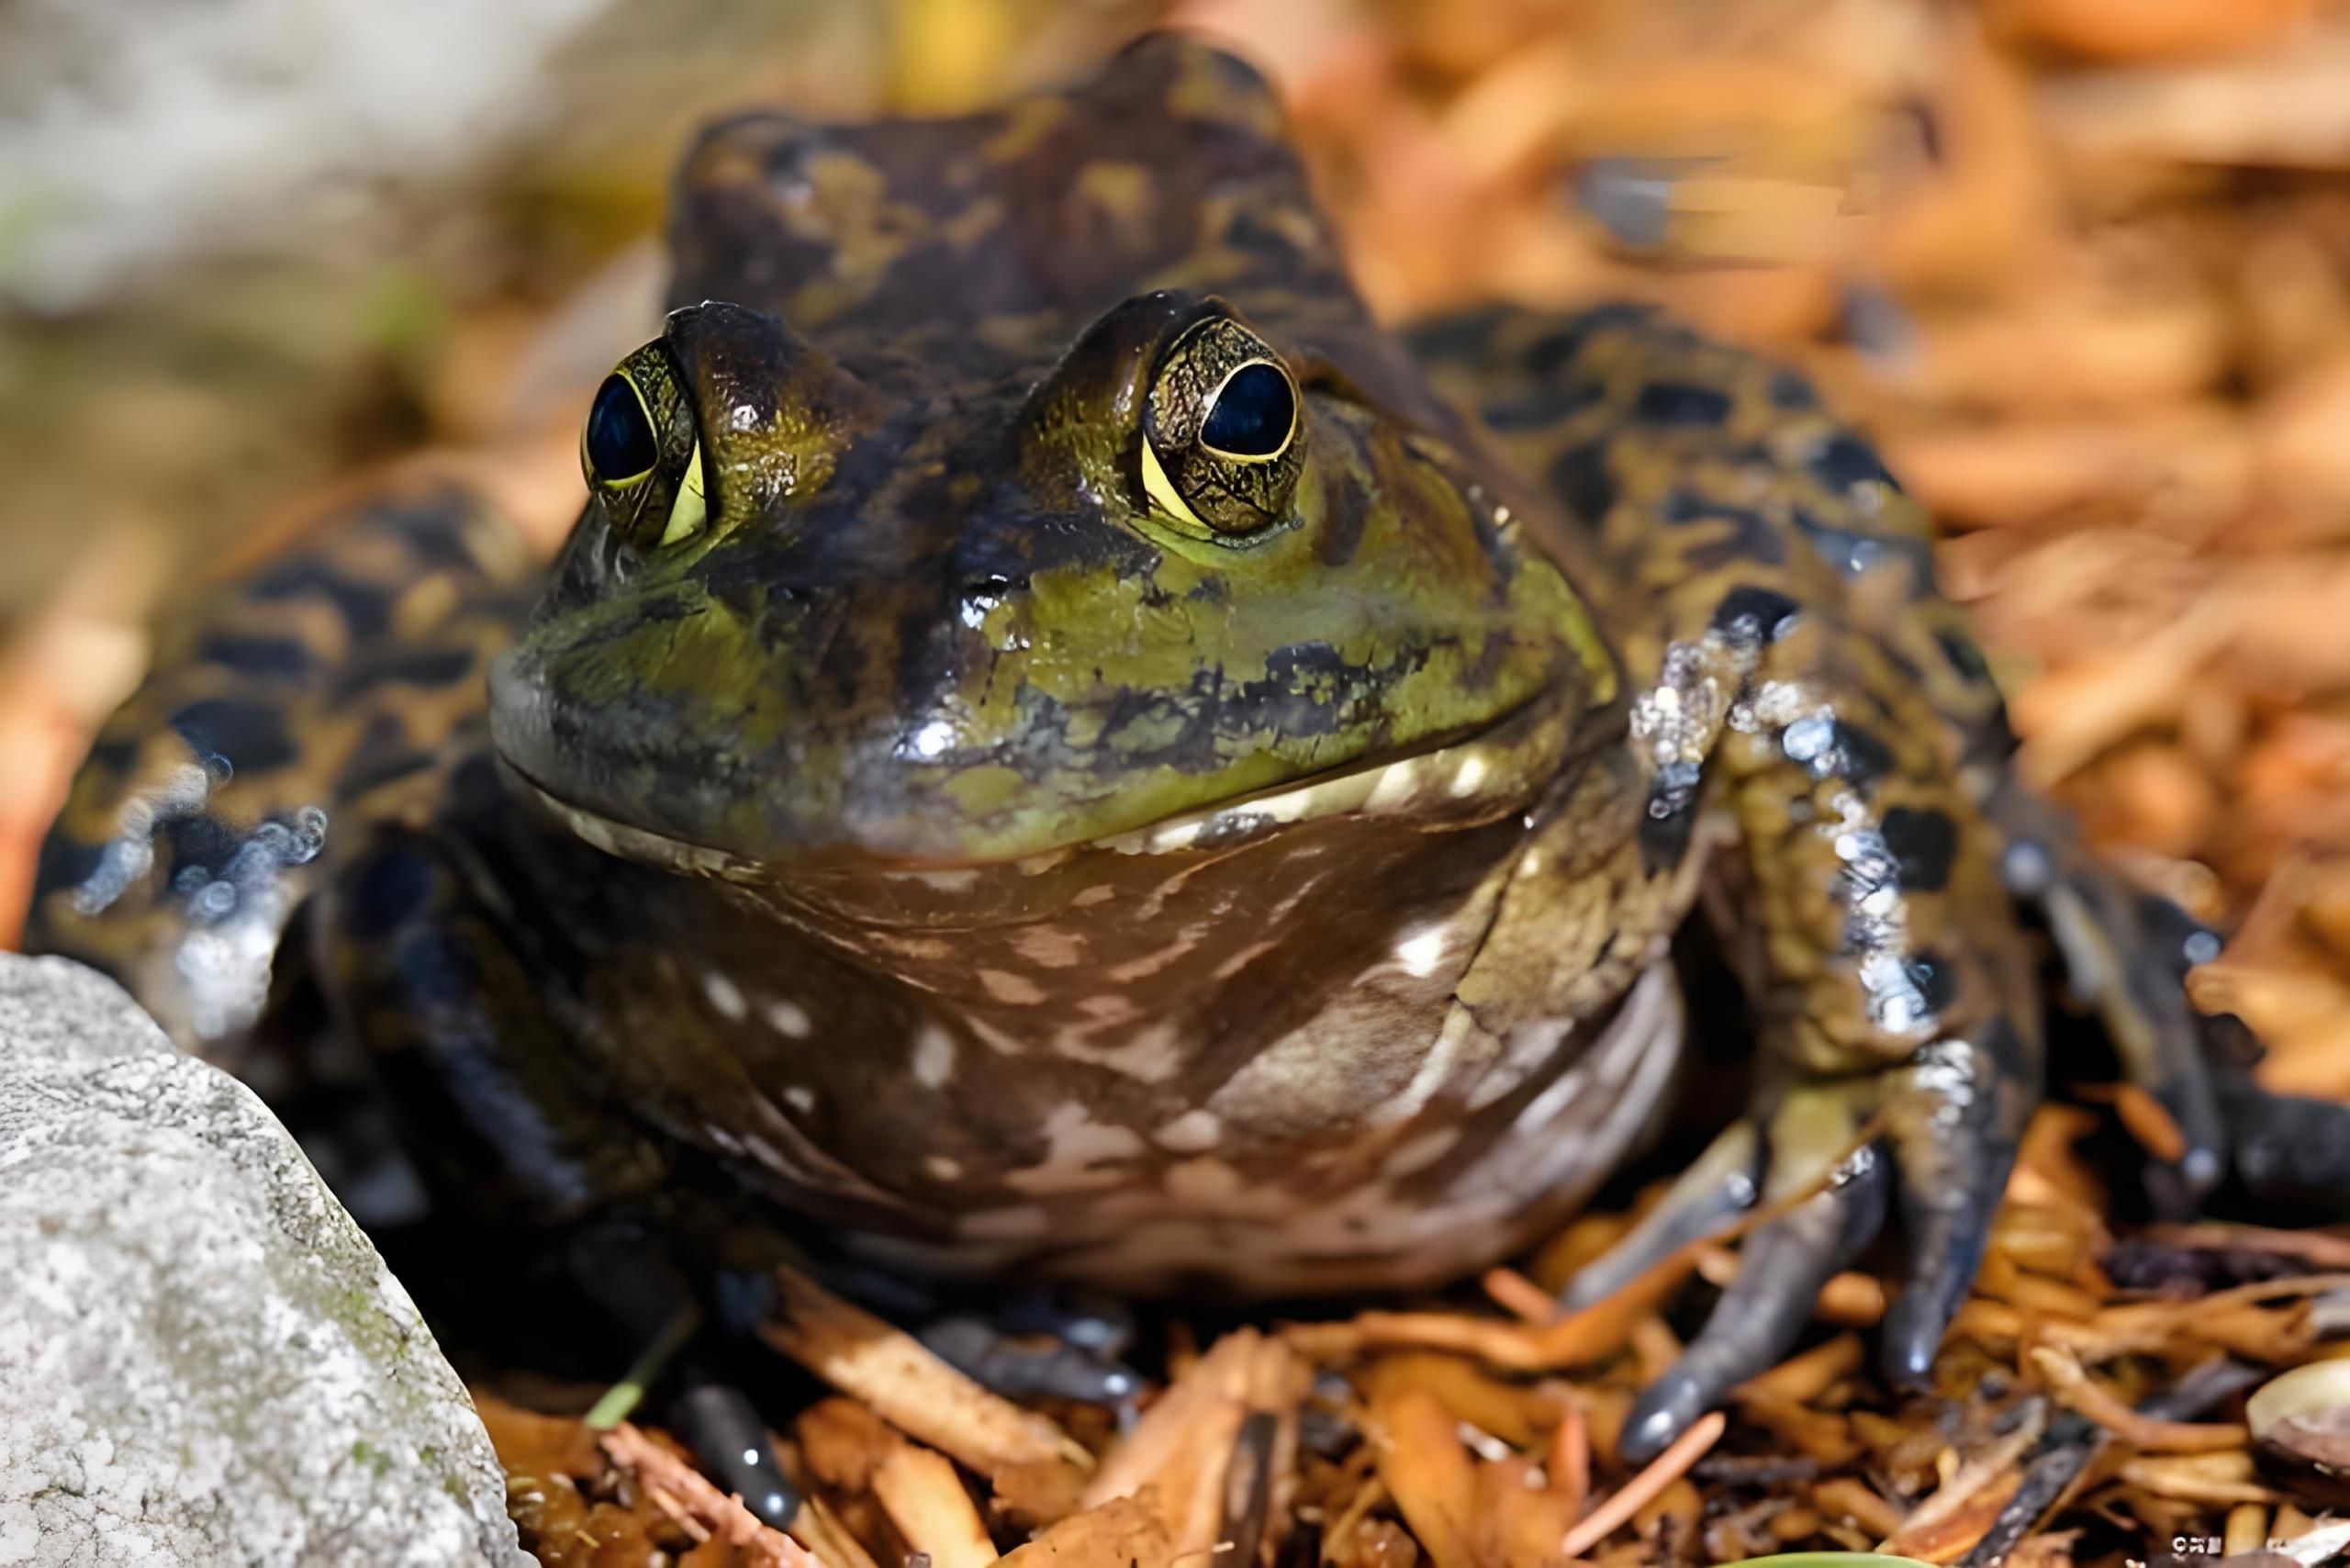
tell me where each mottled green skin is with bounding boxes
[496,49,1605,879]
[25,37,2218,1348]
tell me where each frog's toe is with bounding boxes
[817,1266,1143,1406]
[1620,1141,1890,1465]
[2023,837,2228,1201]
[1876,1028,2029,1386]
[671,1382,800,1526]
[1557,1121,1760,1312]
[918,1312,1144,1405]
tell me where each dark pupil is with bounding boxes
[1200,363,1294,458]
[586,374,658,480]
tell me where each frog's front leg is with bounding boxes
[1598,584,2046,1460]
[321,804,668,1223]
[1421,306,2089,1460]
[322,808,811,1521]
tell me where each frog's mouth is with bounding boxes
[501,684,1593,924]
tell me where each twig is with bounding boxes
[1557,1411,1727,1560]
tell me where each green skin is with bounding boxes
[28,34,2244,1462]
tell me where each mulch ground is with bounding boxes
[473,4,2350,1561]
[10,1,2350,1562]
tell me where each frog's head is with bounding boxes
[488,35,1617,924]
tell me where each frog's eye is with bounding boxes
[1201,364,1297,460]
[585,375,657,483]
[1141,315,1305,538]
[580,342,708,551]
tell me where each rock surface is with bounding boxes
[0,953,526,1566]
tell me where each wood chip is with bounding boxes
[1558,1410,1727,1560]
[873,1442,997,1568]
[1082,1327,1303,1566]
[2031,1346,2252,1453]
[998,1490,1181,1568]
[757,1264,1084,1481]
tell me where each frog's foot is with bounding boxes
[918,1312,1144,1406]
[822,1267,1144,1407]
[670,1381,800,1526]
[566,1227,804,1526]
[2009,828,2350,1217]
[1994,792,2228,1203]
[1562,1026,2030,1465]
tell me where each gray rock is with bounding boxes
[0,954,528,1566]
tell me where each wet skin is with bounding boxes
[27,35,2255,1461]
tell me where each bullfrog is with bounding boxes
[27,33,2319,1484]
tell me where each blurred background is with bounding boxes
[4,0,2348,1087]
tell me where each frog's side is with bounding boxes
[28,35,2238,1458]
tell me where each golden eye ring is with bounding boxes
[579,346,708,550]
[1140,313,1306,539]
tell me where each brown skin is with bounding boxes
[26,34,2232,1461]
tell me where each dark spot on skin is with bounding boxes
[197,633,319,682]
[336,713,434,800]
[32,831,105,904]
[1907,953,1958,1014]
[1403,306,1508,365]
[1881,805,1958,892]
[1662,490,1785,567]
[332,645,478,700]
[1708,586,1802,644]
[162,812,241,883]
[1634,381,1732,426]
[1316,467,1369,567]
[947,493,1158,588]
[1526,302,1656,378]
[1768,369,1818,409]
[1639,759,1703,875]
[1549,440,1617,525]
[1240,642,1359,737]
[1785,715,1893,790]
[372,495,487,572]
[1810,433,1899,496]
[86,735,140,777]
[1661,490,1718,525]
[1829,722,1894,790]
[1221,209,1299,262]
[1793,507,1937,591]
[246,560,394,640]
[1482,379,1604,431]
[170,697,298,774]
[1831,723,1896,790]
[345,848,434,942]
[1935,625,1995,687]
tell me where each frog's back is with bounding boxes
[1413,302,2014,766]
[25,480,536,1050]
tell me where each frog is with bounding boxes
[26,32,2322,1485]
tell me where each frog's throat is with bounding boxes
[509,696,1578,888]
